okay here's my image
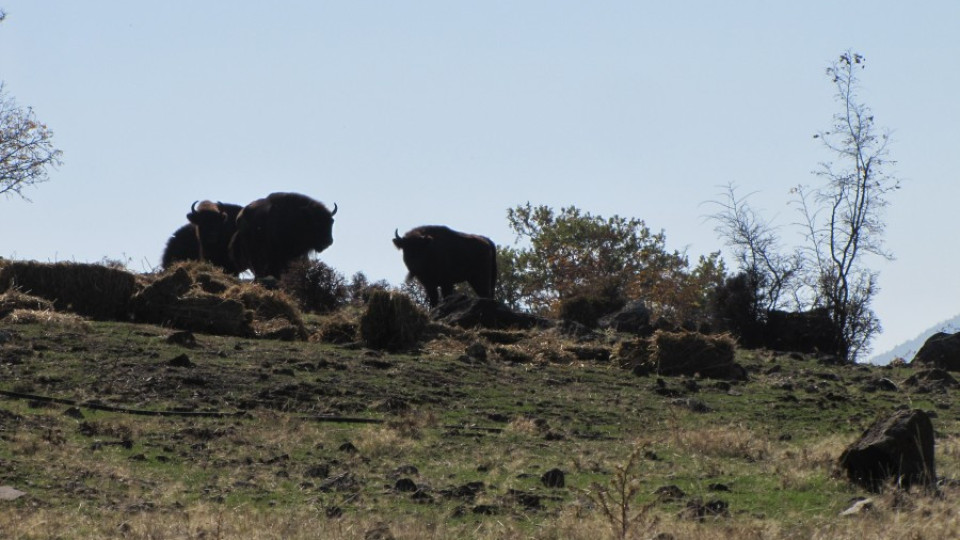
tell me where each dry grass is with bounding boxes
[3,308,90,329]
[670,423,771,463]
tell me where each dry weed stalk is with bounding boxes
[585,443,658,540]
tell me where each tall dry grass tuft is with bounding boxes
[670,424,771,463]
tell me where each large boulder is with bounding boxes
[838,409,936,492]
[430,294,549,330]
[911,332,960,371]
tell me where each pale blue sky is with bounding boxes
[1,2,958,358]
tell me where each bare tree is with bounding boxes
[0,82,62,200]
[709,183,802,317]
[794,51,898,361]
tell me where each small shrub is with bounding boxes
[359,291,427,351]
[279,259,349,313]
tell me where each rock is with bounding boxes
[838,409,936,492]
[598,300,653,336]
[840,497,875,517]
[394,478,418,493]
[540,468,565,488]
[911,332,960,371]
[430,294,550,330]
[681,498,729,520]
[0,486,26,500]
[654,485,686,501]
[903,369,959,392]
[168,354,194,368]
[166,331,198,348]
[63,407,84,419]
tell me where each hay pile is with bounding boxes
[0,290,55,318]
[223,284,307,340]
[130,262,307,339]
[649,331,743,379]
[0,261,137,320]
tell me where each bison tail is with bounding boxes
[489,241,498,299]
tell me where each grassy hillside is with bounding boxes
[1,313,958,539]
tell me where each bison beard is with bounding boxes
[393,225,497,307]
[229,192,337,279]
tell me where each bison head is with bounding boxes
[187,200,233,246]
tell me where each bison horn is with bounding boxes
[394,229,401,240]
[331,203,338,216]
[190,200,199,214]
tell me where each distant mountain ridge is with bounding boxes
[867,314,960,365]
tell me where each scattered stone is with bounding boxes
[671,398,713,413]
[840,498,875,517]
[304,464,331,478]
[338,442,358,454]
[394,478,418,493]
[166,331,198,348]
[681,498,729,520]
[903,369,959,392]
[465,342,487,362]
[654,485,686,501]
[472,504,501,515]
[507,489,542,510]
[391,465,419,477]
[431,294,550,330]
[168,354,194,368]
[541,468,565,488]
[708,483,731,492]
[0,486,26,501]
[63,407,84,419]
[839,409,936,492]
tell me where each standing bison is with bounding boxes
[229,192,337,279]
[161,200,243,275]
[393,225,497,307]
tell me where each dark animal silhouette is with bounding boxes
[161,200,243,274]
[393,225,497,307]
[161,223,200,269]
[230,192,337,279]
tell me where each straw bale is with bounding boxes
[650,331,740,379]
[0,261,137,320]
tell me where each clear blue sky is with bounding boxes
[1,2,958,358]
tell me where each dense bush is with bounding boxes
[359,290,427,352]
[279,259,349,313]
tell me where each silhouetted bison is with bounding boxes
[230,192,337,279]
[161,200,243,274]
[393,225,497,307]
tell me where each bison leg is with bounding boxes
[468,276,493,299]
[440,283,455,302]
[420,280,441,307]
